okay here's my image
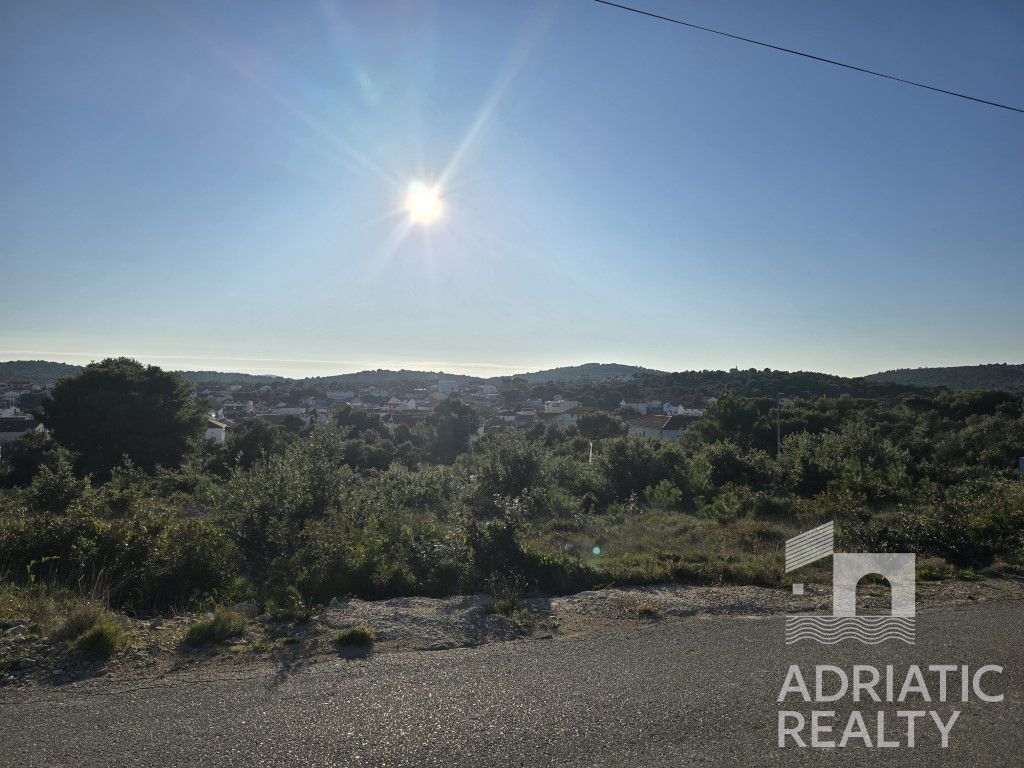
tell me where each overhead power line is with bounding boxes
[591,0,1024,114]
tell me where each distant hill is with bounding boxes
[511,363,666,384]
[303,369,484,387]
[865,364,1024,393]
[8,359,1021,397]
[537,368,934,409]
[176,370,283,385]
[0,361,281,387]
[0,360,83,385]
[306,364,663,387]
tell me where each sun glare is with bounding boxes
[406,181,442,224]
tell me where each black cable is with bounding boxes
[592,0,1024,114]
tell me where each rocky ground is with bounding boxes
[2,577,1022,689]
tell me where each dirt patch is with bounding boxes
[2,578,1021,688]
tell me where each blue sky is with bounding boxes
[2,0,1022,378]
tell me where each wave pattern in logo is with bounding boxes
[786,616,915,645]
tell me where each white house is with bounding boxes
[557,405,595,426]
[544,399,581,414]
[664,404,705,417]
[626,415,697,441]
[270,406,305,417]
[206,419,227,444]
[0,416,44,445]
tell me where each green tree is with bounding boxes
[40,357,205,480]
[420,397,480,464]
[690,394,776,451]
[0,429,57,488]
[477,431,546,498]
[597,435,684,502]
[333,405,387,438]
[222,418,293,470]
[576,411,627,440]
[281,414,305,434]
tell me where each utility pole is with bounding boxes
[776,392,783,456]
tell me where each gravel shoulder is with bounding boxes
[2,577,1022,689]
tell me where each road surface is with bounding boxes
[2,600,1021,767]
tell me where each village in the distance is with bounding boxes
[11,359,1018,454]
[0,362,721,452]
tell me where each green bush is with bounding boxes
[53,602,108,641]
[265,584,312,623]
[485,570,526,615]
[75,622,123,660]
[645,480,683,510]
[597,435,684,503]
[334,626,376,647]
[183,608,247,646]
[142,517,241,607]
[476,431,546,499]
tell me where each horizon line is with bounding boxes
[2,351,1022,382]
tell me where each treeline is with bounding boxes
[0,360,83,385]
[523,369,935,411]
[866,364,1024,394]
[0,359,1022,615]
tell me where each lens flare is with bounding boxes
[406,181,442,224]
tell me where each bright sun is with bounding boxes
[406,181,442,224]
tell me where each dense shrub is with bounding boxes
[183,608,247,646]
[597,435,684,502]
[53,602,108,641]
[334,626,376,647]
[142,517,241,607]
[0,507,240,610]
[476,432,547,499]
[0,430,60,489]
[76,622,123,660]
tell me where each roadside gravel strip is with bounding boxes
[2,578,1021,687]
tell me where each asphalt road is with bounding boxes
[2,600,1021,767]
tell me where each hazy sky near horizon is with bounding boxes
[2,0,1022,379]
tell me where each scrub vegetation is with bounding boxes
[1,359,1022,626]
